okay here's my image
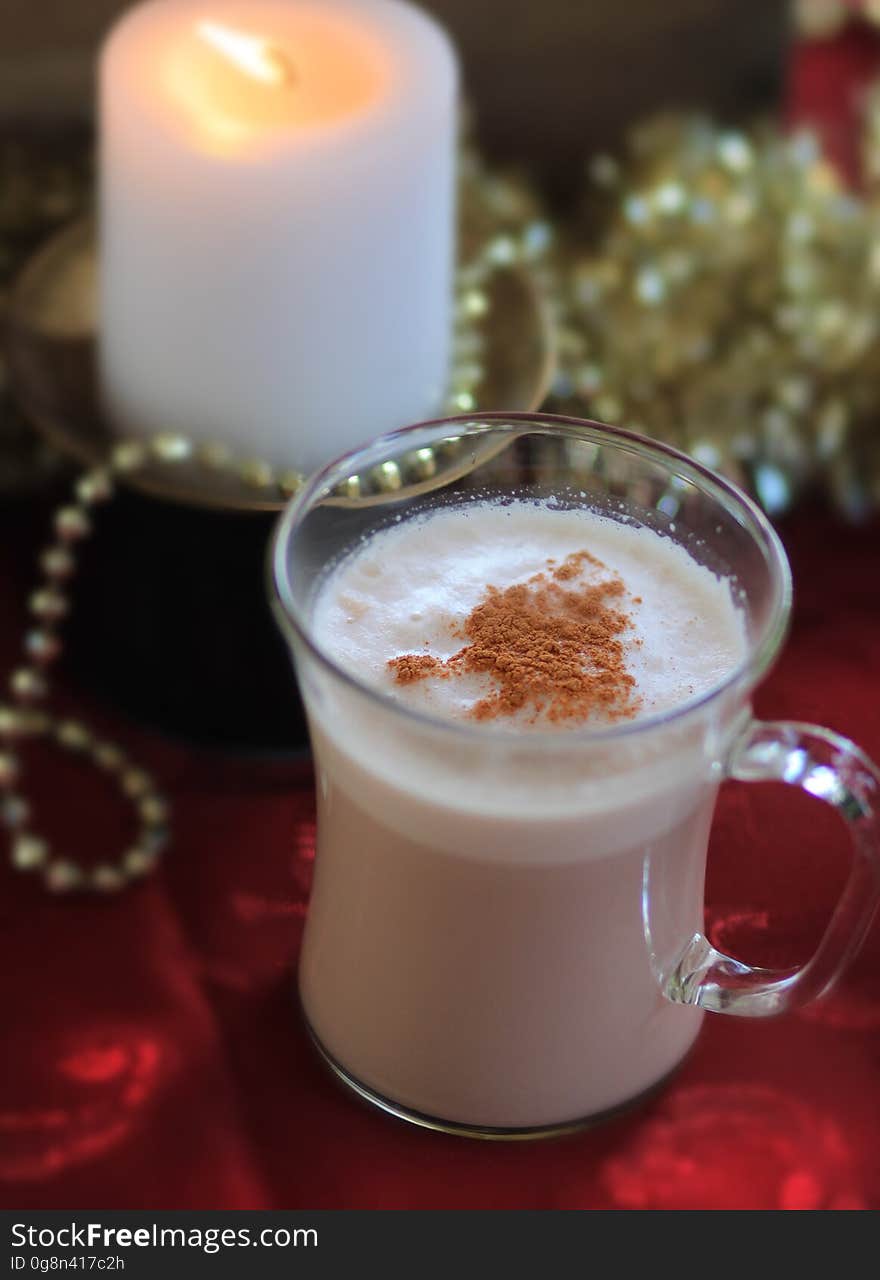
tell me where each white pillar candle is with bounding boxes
[99,0,457,472]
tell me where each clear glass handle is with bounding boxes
[663,720,880,1017]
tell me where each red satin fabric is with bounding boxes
[3,28,880,1215]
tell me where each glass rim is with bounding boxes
[269,412,793,746]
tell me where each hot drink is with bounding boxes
[299,500,747,1129]
[271,416,880,1137]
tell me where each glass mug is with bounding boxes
[270,414,880,1138]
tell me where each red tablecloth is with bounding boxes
[0,498,878,1212]
[3,21,880,1215]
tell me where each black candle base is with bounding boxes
[64,486,308,752]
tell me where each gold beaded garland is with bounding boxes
[279,469,306,498]
[410,447,438,480]
[25,629,62,664]
[45,860,83,893]
[111,441,147,472]
[75,471,114,504]
[40,547,75,580]
[197,442,233,470]
[30,589,68,622]
[121,769,152,798]
[1,453,171,894]
[92,742,124,771]
[12,834,47,870]
[239,458,276,489]
[55,720,91,750]
[150,433,193,463]
[92,865,126,893]
[123,851,155,878]
[372,461,403,492]
[55,506,91,541]
[10,668,47,702]
[337,475,362,500]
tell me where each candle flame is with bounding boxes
[197,20,293,86]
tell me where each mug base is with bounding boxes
[305,1018,688,1142]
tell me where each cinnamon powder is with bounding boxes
[387,550,641,724]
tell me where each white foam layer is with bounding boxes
[311,500,748,726]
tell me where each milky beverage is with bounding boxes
[301,500,748,1129]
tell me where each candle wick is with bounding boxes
[197,21,296,89]
[267,48,296,88]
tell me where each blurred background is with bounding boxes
[1,0,789,201]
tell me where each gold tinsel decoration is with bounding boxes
[551,110,880,519]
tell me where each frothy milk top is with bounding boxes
[311,501,748,728]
